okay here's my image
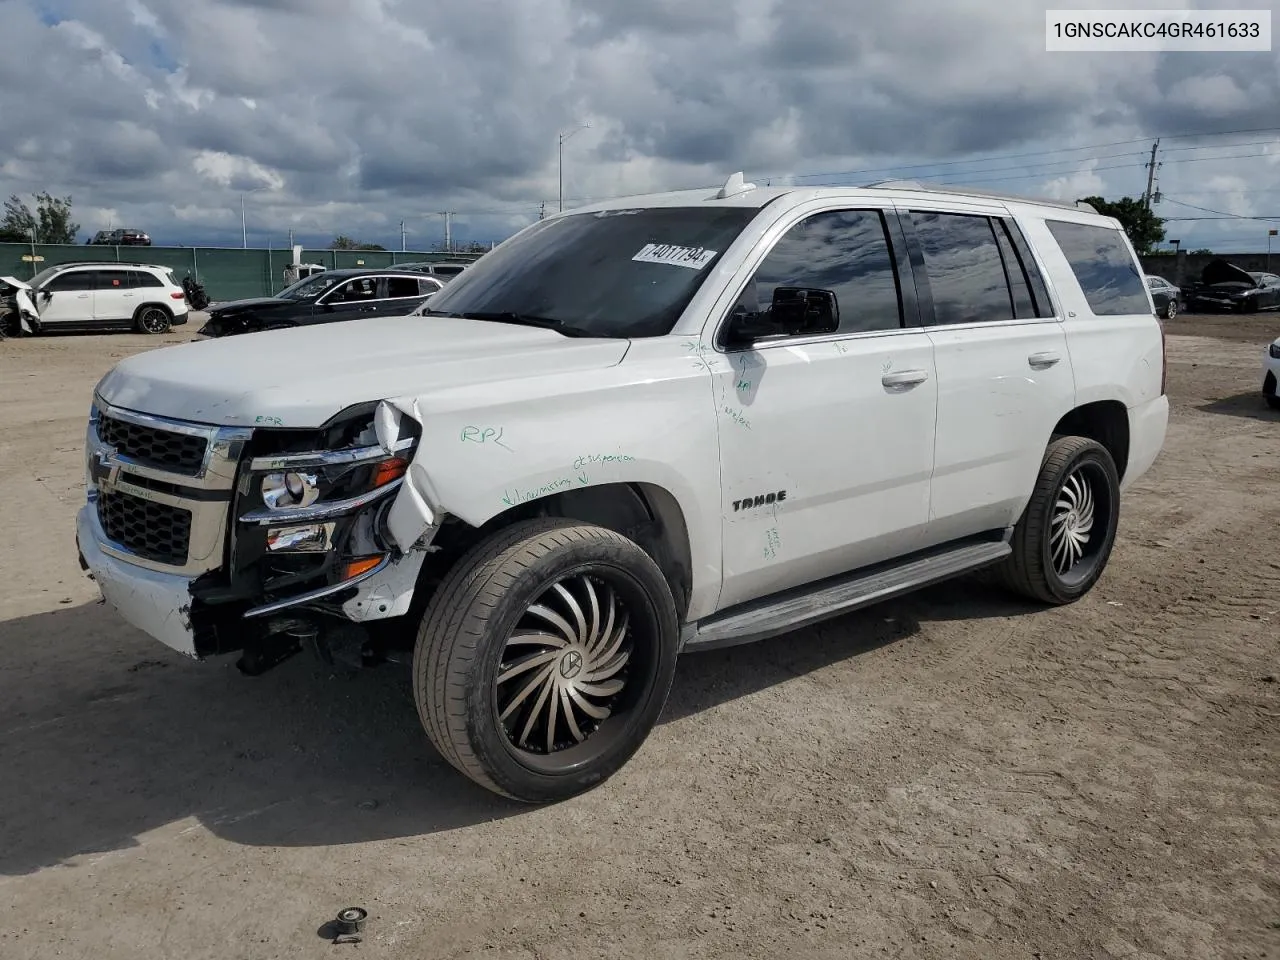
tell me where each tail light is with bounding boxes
[1159,321,1167,396]
[171,292,185,300]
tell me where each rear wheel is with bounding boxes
[1162,300,1177,320]
[134,305,172,335]
[996,436,1121,605]
[413,518,680,802]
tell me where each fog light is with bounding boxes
[266,522,334,552]
[262,471,320,509]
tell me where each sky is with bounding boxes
[1,0,1279,252]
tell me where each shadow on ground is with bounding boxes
[0,577,1038,876]
[1197,392,1280,423]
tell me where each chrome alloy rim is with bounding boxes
[1050,468,1096,575]
[496,573,632,755]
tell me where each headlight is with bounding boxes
[1270,342,1280,359]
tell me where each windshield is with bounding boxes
[278,272,346,301]
[423,206,759,338]
[28,266,63,289]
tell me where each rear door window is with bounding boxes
[909,212,1014,325]
[1045,220,1149,316]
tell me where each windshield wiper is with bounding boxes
[426,309,602,338]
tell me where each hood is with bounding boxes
[209,296,291,314]
[1201,258,1256,287]
[94,315,631,428]
[0,275,31,290]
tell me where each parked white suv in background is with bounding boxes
[1264,334,1280,408]
[75,174,1169,802]
[15,261,189,334]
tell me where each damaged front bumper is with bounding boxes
[78,397,441,662]
[77,504,200,658]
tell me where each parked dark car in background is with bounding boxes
[87,228,151,246]
[1144,274,1180,319]
[111,228,151,246]
[393,260,471,281]
[197,268,444,337]
[1183,259,1280,313]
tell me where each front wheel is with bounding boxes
[1163,300,1177,320]
[413,518,680,802]
[996,436,1121,605]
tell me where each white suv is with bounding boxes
[76,174,1169,802]
[21,262,189,334]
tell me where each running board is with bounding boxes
[685,538,1012,651]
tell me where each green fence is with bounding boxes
[0,243,483,303]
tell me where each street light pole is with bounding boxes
[558,120,591,212]
[241,193,247,249]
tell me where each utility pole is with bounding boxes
[240,193,247,248]
[1142,139,1160,210]
[437,212,454,252]
[287,228,294,249]
[558,120,591,212]
[400,220,406,252]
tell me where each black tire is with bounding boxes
[1265,373,1280,409]
[1267,394,1280,411]
[413,517,679,803]
[134,305,172,335]
[996,436,1121,605]
[1163,300,1177,320]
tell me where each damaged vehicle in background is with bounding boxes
[197,268,444,337]
[1183,259,1280,313]
[1,262,188,335]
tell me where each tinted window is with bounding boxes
[733,209,902,335]
[419,278,442,295]
[992,218,1052,318]
[421,206,757,338]
[433,265,465,276]
[96,270,134,290]
[911,212,1013,325]
[43,270,94,292]
[134,270,164,287]
[330,277,377,302]
[1045,220,1149,316]
[385,276,421,298]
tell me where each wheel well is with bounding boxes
[408,483,694,625]
[1052,400,1130,481]
[134,302,173,318]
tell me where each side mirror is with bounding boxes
[770,286,838,336]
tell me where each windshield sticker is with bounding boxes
[632,243,718,270]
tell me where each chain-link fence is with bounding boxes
[0,243,482,302]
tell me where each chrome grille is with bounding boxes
[87,400,251,576]
[98,413,208,475]
[97,490,192,566]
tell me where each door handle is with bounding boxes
[77,293,89,299]
[1028,351,1061,369]
[881,369,929,389]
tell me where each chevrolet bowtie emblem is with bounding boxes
[91,450,121,488]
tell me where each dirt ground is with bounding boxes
[1,315,1277,960]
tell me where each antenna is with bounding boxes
[715,172,758,199]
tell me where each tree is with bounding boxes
[1077,196,1165,254]
[329,235,385,251]
[0,192,80,244]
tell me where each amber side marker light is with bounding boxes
[373,457,409,488]
[343,556,384,579]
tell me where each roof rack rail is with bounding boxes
[863,179,1097,213]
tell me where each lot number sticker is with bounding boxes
[632,243,718,269]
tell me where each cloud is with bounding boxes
[1,0,1278,250]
